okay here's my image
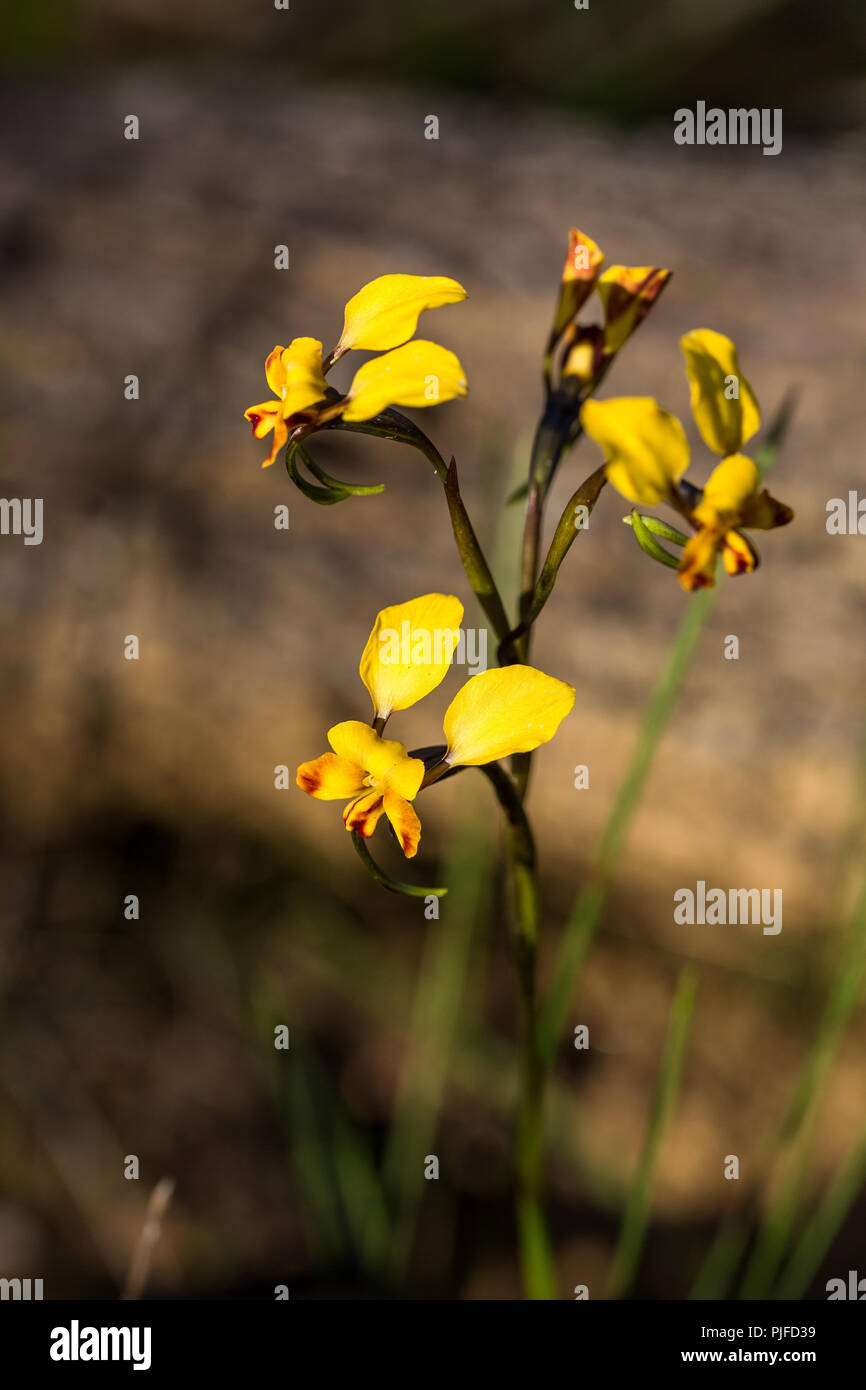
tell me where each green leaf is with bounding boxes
[351,831,447,898]
[301,449,385,496]
[606,970,698,1298]
[285,442,348,505]
[506,480,530,505]
[628,509,682,569]
[622,513,689,547]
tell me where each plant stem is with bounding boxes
[499,465,607,666]
[517,411,569,642]
[480,762,557,1297]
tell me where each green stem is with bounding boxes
[510,407,579,798]
[500,465,607,666]
[443,458,511,645]
[479,762,557,1298]
[517,411,572,640]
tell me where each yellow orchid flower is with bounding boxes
[597,265,671,355]
[296,596,575,858]
[679,453,794,591]
[244,338,328,467]
[245,276,468,471]
[681,328,761,457]
[442,666,575,767]
[360,593,464,721]
[580,397,690,505]
[297,722,425,857]
[341,341,468,423]
[335,274,467,358]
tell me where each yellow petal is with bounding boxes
[276,337,328,418]
[694,454,760,528]
[296,752,367,800]
[337,274,467,354]
[580,397,690,505]
[341,341,468,422]
[551,229,605,340]
[679,528,721,592]
[244,401,280,440]
[327,721,424,798]
[561,327,603,386]
[383,790,422,858]
[597,266,671,353]
[265,345,287,396]
[442,666,575,767]
[680,329,761,456]
[360,593,464,719]
[260,415,288,468]
[722,529,759,576]
[343,790,386,838]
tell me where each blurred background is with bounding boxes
[1,0,865,1299]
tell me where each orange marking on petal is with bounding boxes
[383,790,421,859]
[679,528,721,592]
[296,753,366,800]
[261,417,288,468]
[245,402,279,438]
[343,790,386,838]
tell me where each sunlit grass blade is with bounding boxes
[605,969,698,1299]
[538,586,717,1068]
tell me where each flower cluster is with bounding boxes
[244,275,468,468]
[545,227,671,398]
[296,595,574,858]
[244,227,795,881]
[580,328,794,590]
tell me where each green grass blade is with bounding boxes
[539,392,795,1073]
[605,969,698,1299]
[774,1117,866,1300]
[737,871,866,1299]
[330,1094,393,1279]
[539,586,717,1068]
[381,803,493,1276]
[284,1043,347,1263]
[689,1217,752,1300]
